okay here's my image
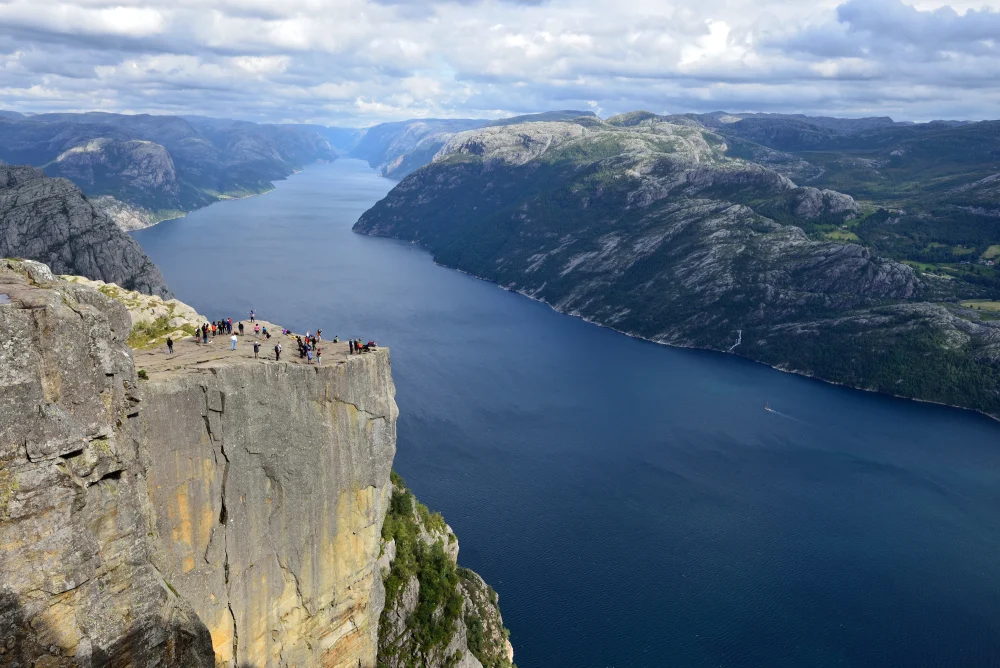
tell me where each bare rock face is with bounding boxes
[0,166,172,298]
[793,187,859,219]
[141,352,398,667]
[0,259,214,667]
[1,263,404,667]
[48,138,180,196]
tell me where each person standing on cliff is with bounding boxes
[238,321,244,336]
[230,333,238,351]
[316,347,322,366]
[253,341,260,359]
[166,336,174,355]
[250,309,255,323]
[274,342,282,361]
[349,339,354,355]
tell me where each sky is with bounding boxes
[1,0,999,126]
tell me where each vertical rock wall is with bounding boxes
[140,353,397,667]
[1,263,399,667]
[0,260,214,667]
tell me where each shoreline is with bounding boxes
[384,234,1000,426]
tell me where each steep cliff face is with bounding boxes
[2,262,511,668]
[141,351,398,667]
[0,259,213,667]
[0,166,172,298]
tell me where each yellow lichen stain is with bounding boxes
[33,597,81,655]
[209,608,235,664]
[171,482,197,572]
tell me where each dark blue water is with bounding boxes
[135,160,1000,668]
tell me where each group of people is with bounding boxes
[349,338,376,355]
[164,309,377,363]
[295,331,322,364]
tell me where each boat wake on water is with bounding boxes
[764,402,805,424]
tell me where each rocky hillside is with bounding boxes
[378,472,514,668]
[0,165,171,297]
[355,114,1000,417]
[0,113,337,226]
[0,260,512,667]
[351,111,597,180]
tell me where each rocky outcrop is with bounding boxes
[141,348,397,667]
[1,262,509,667]
[377,476,513,668]
[91,195,158,232]
[0,166,172,297]
[0,259,213,667]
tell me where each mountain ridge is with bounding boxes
[355,114,1000,418]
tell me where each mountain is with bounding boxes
[0,165,171,297]
[350,110,597,179]
[351,118,491,179]
[355,114,1000,417]
[0,112,337,227]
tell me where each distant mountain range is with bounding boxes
[355,111,1000,418]
[0,109,599,228]
[346,110,598,179]
[0,112,339,228]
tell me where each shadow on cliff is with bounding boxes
[0,589,223,668]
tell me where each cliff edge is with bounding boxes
[1,261,512,668]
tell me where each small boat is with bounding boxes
[765,401,772,412]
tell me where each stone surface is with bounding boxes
[141,348,398,668]
[0,259,214,667]
[1,263,407,668]
[0,166,172,297]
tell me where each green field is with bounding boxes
[961,299,1000,311]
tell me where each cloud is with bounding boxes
[0,0,999,125]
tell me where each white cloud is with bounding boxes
[0,0,998,124]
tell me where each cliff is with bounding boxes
[1,260,511,668]
[0,259,211,667]
[0,166,172,298]
[355,116,1000,418]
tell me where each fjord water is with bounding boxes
[134,160,1000,668]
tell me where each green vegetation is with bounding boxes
[137,369,149,380]
[0,467,19,521]
[379,475,464,666]
[379,473,514,667]
[127,315,195,349]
